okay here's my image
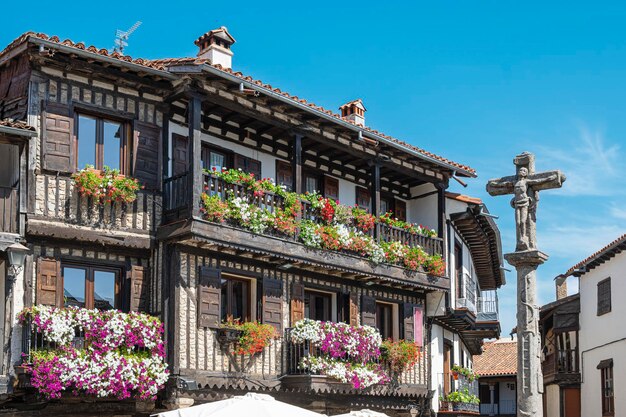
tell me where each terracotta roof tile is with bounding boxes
[473,340,517,377]
[445,192,482,205]
[0,119,35,131]
[566,233,626,276]
[0,32,476,175]
[0,32,169,71]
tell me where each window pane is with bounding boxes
[94,270,116,310]
[380,199,389,215]
[103,121,122,171]
[231,280,249,321]
[210,152,226,172]
[63,267,86,308]
[305,176,318,194]
[78,115,97,169]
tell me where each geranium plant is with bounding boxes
[221,319,277,355]
[73,165,141,204]
[18,306,168,400]
[380,339,421,374]
[201,168,447,276]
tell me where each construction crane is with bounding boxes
[112,21,142,55]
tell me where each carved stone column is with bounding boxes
[504,250,547,417]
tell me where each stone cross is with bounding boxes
[486,152,565,417]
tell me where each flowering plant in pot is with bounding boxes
[290,319,389,389]
[380,339,421,374]
[220,319,277,355]
[18,306,168,400]
[73,165,141,204]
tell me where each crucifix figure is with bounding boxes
[486,152,565,417]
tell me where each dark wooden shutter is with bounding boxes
[356,187,371,212]
[597,278,611,316]
[290,281,305,325]
[324,176,339,201]
[349,292,359,327]
[403,303,417,341]
[133,121,161,190]
[276,160,293,190]
[172,133,189,176]
[262,277,283,333]
[197,267,222,328]
[129,265,149,312]
[36,258,62,307]
[42,102,73,173]
[395,199,407,222]
[361,294,376,327]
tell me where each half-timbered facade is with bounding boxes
[0,28,503,416]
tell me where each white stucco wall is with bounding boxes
[408,183,438,230]
[579,250,626,417]
[545,384,560,417]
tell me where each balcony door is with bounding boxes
[455,242,463,300]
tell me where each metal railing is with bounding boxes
[456,272,477,313]
[285,328,427,385]
[477,290,499,321]
[0,186,18,233]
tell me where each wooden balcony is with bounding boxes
[27,174,160,249]
[163,172,444,256]
[542,349,580,384]
[0,186,18,234]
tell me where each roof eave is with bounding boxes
[28,37,178,81]
[193,63,476,178]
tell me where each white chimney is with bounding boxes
[339,99,366,126]
[195,27,236,69]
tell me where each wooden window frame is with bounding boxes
[323,175,340,201]
[376,301,394,341]
[356,186,371,212]
[61,263,122,310]
[600,361,614,416]
[597,278,612,316]
[276,160,293,191]
[221,274,254,323]
[201,144,231,173]
[75,112,131,174]
[304,288,335,322]
[303,170,321,195]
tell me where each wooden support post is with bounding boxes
[371,163,381,216]
[293,133,303,195]
[437,182,448,262]
[188,96,203,218]
[371,163,381,239]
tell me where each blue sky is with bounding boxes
[5,1,626,336]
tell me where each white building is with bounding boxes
[566,234,626,417]
[430,193,506,412]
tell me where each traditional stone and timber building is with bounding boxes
[0,27,505,416]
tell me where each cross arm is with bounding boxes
[526,170,566,191]
[486,176,515,196]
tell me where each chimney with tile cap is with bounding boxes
[339,99,366,126]
[555,274,568,300]
[195,27,236,69]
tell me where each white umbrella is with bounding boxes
[333,410,390,417]
[153,392,327,417]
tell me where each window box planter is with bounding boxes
[216,328,243,345]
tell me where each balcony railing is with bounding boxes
[34,174,159,234]
[0,186,18,234]
[477,290,499,322]
[480,400,516,415]
[163,172,444,258]
[542,348,579,378]
[285,328,428,386]
[456,272,477,313]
